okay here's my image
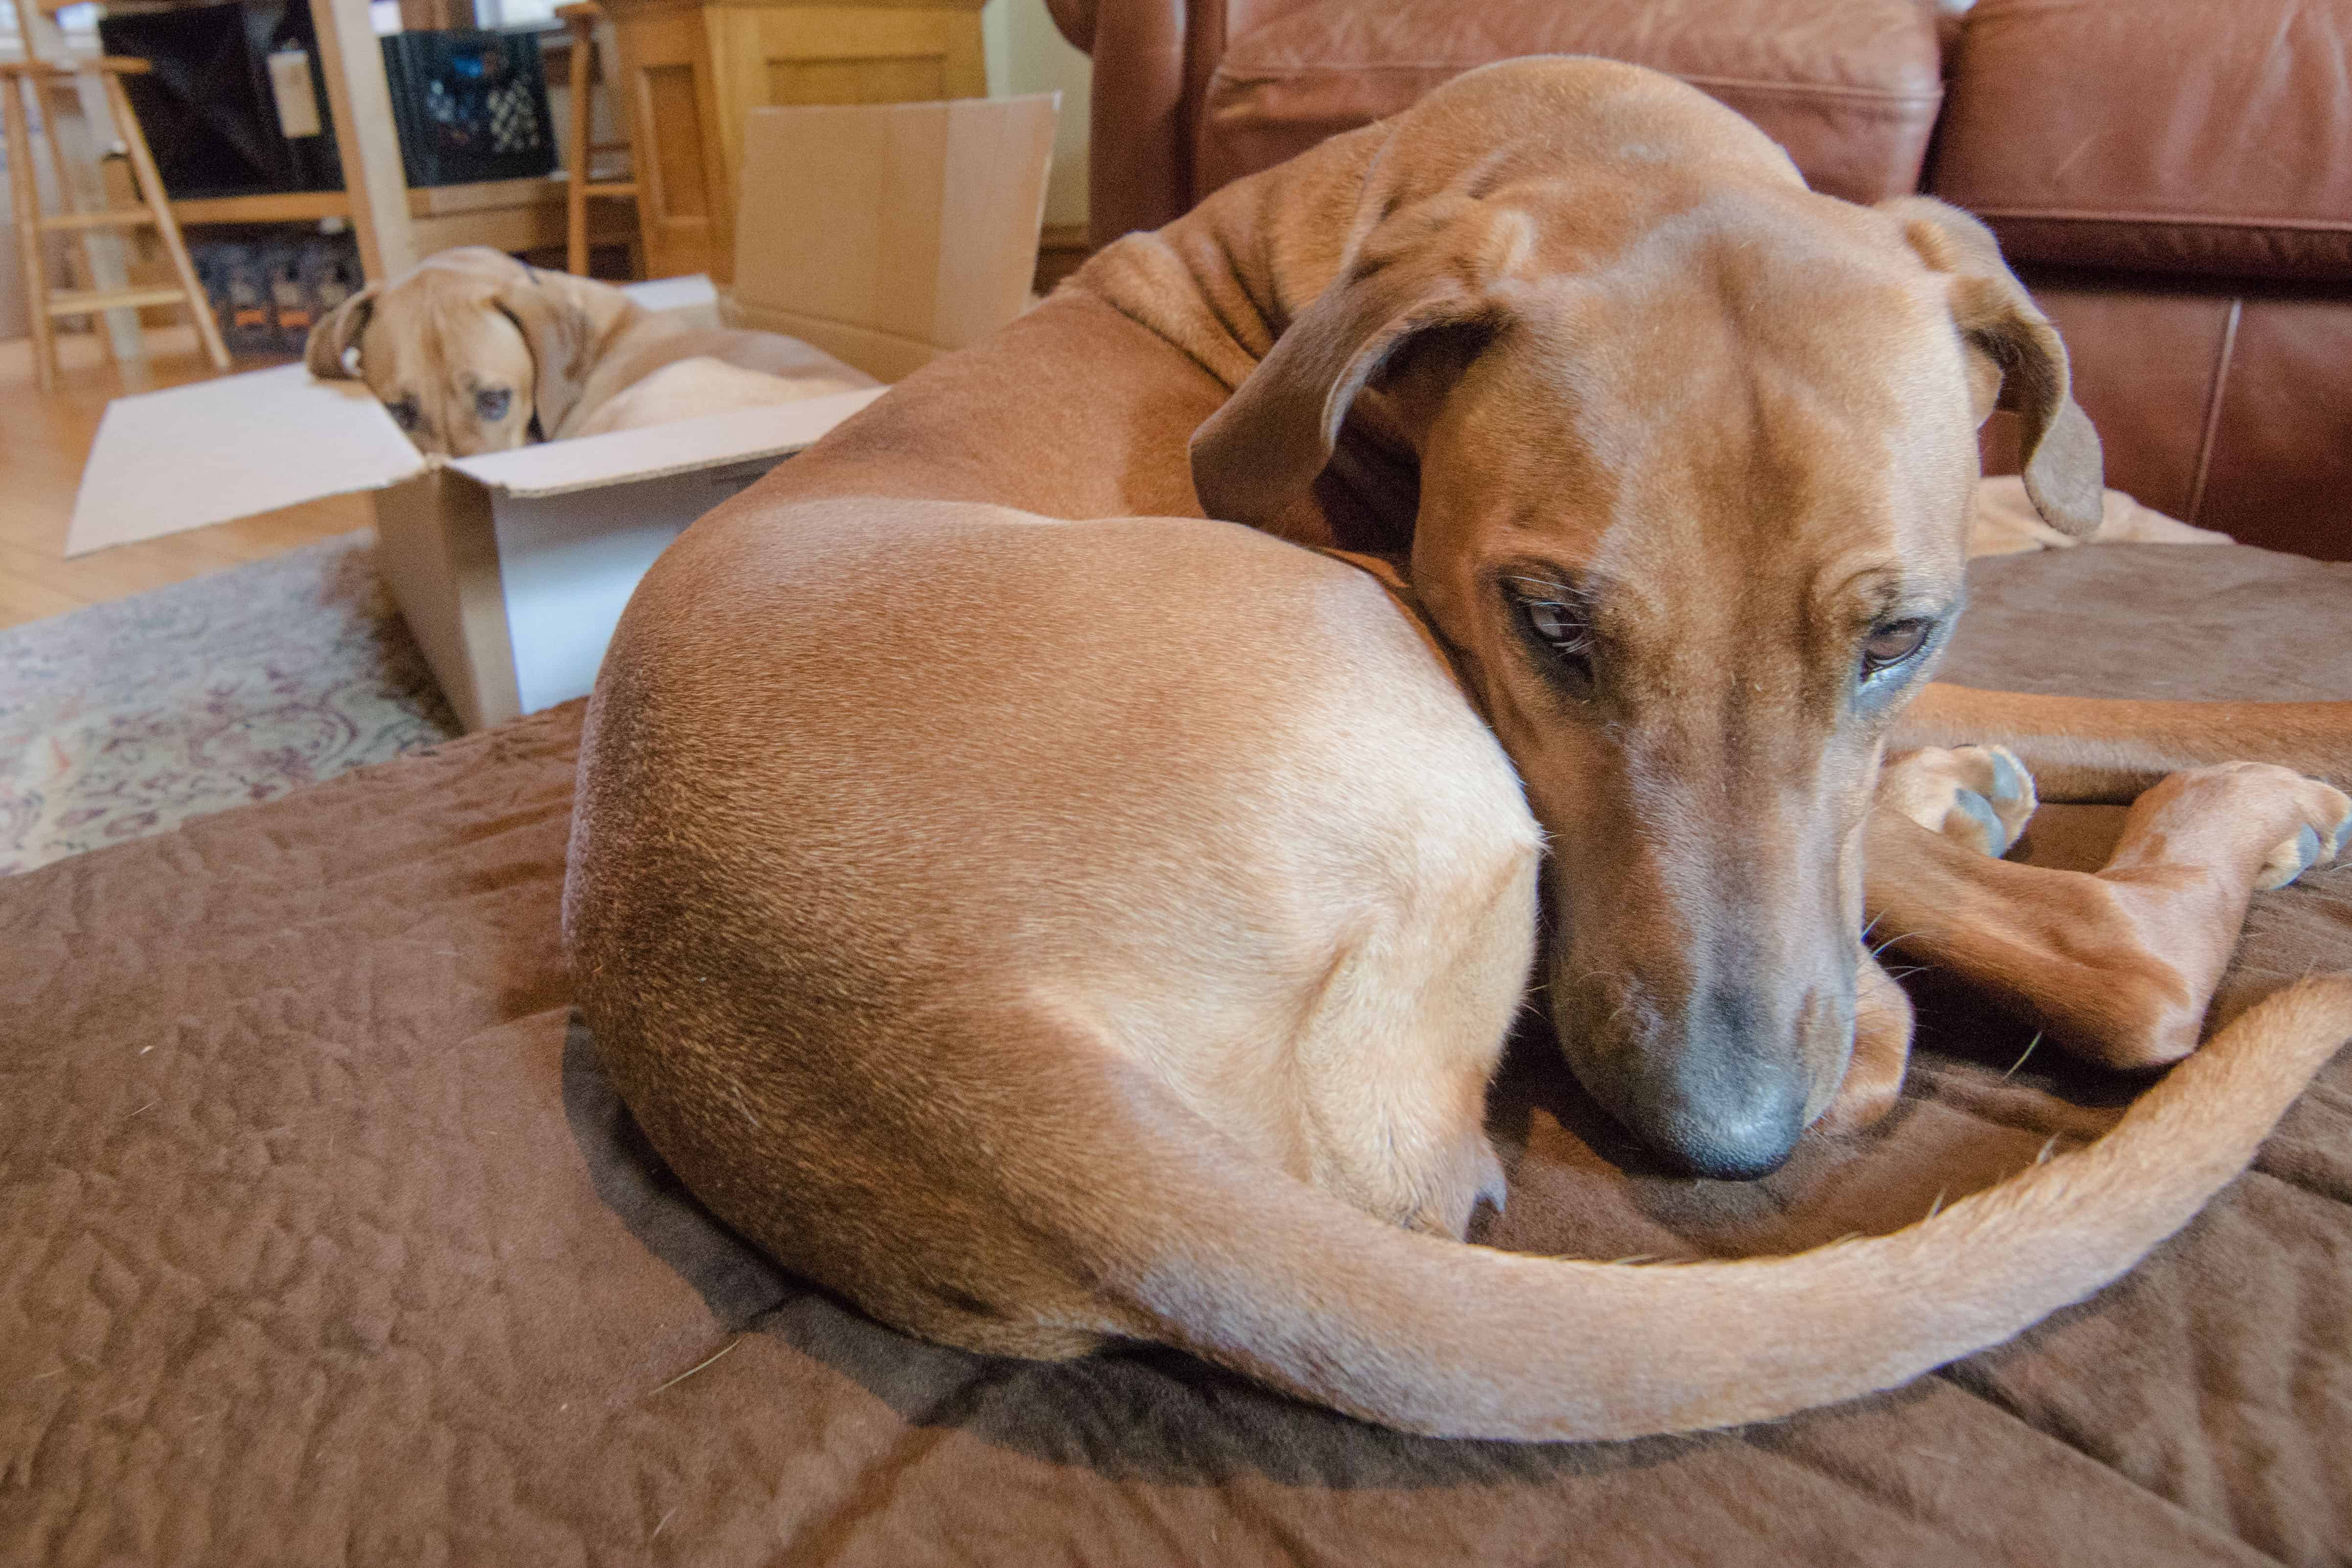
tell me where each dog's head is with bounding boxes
[305,247,633,455]
[1192,61,2101,1179]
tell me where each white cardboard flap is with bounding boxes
[617,274,719,316]
[67,364,426,556]
[448,386,886,498]
[493,460,781,716]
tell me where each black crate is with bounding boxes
[380,29,557,189]
[97,1,342,201]
[191,227,364,357]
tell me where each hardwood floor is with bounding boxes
[0,324,368,631]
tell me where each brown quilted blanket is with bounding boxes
[5,543,2350,1567]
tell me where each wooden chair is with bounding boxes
[0,55,228,392]
[556,1,639,277]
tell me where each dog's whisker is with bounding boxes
[1504,573,1578,599]
[2001,1032,2044,1080]
[649,1337,742,1395]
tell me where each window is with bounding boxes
[474,0,563,29]
[2,2,101,61]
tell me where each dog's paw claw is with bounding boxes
[2258,822,2328,891]
[1988,750,2027,809]
[1952,789,2003,851]
[1879,745,2038,858]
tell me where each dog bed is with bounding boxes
[4,541,2348,1567]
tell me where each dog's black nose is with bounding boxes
[1592,990,1812,1180]
[1650,1077,1807,1181]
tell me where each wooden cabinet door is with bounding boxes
[705,4,987,230]
[612,2,733,279]
[610,0,985,283]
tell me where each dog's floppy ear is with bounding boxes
[489,266,631,440]
[304,285,378,380]
[1884,196,2104,538]
[1190,209,1520,529]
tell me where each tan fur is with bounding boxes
[303,246,875,455]
[566,59,2352,1442]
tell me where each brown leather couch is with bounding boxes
[1044,0,2352,561]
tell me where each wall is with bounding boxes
[982,0,1089,234]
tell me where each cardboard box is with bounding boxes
[68,94,1059,731]
[727,98,1062,381]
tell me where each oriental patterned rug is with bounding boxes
[0,533,460,875]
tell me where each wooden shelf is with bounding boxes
[46,284,194,314]
[39,207,155,231]
[406,173,565,216]
[171,190,354,226]
[170,176,636,262]
[65,2,644,279]
[172,178,579,226]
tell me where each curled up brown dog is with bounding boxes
[564,59,2352,1441]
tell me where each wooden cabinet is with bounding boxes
[600,0,985,281]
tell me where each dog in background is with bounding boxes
[304,247,876,456]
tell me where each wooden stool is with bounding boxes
[0,56,229,393]
[557,2,639,277]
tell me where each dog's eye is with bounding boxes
[385,398,420,432]
[475,387,512,423]
[1860,618,1932,675]
[1525,599,1581,645]
[1521,598,1596,696]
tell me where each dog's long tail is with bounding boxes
[1084,976,2352,1441]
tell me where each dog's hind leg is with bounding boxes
[1864,759,2351,1069]
[1280,824,1540,1241]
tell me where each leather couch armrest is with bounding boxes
[1086,0,1195,247]
[1043,0,1096,54]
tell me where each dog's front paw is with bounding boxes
[1877,745,2037,858]
[2128,762,2350,891]
[2247,770,2350,890]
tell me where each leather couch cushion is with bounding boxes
[1196,0,1944,207]
[1931,0,2352,283]
[2192,292,2352,557]
[1978,273,2352,563]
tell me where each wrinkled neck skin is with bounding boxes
[1085,128,1417,546]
